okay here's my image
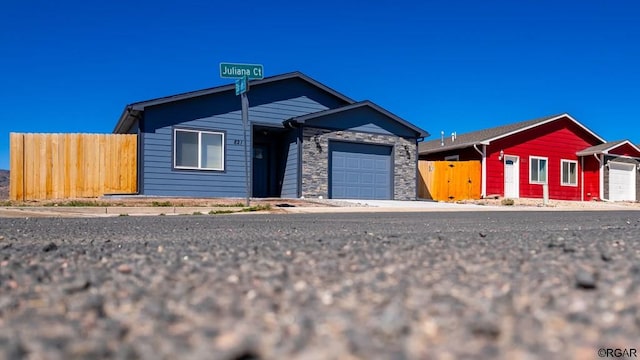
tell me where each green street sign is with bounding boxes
[220,62,264,80]
[235,76,248,95]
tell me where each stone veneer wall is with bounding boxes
[301,127,417,200]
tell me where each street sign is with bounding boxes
[235,76,248,95]
[220,62,264,80]
[218,62,263,206]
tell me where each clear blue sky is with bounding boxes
[1,0,639,170]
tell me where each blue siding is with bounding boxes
[250,97,329,126]
[140,78,344,197]
[281,131,299,198]
[304,106,417,138]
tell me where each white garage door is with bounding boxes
[609,162,636,201]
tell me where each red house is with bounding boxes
[419,113,640,201]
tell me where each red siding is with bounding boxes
[484,117,603,200]
[608,143,640,157]
[420,147,482,161]
[582,155,600,201]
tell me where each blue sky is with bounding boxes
[1,0,639,170]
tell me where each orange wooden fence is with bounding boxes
[10,133,137,201]
[418,160,481,201]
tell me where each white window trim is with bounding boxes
[560,159,578,187]
[173,128,225,171]
[444,155,460,161]
[529,156,548,184]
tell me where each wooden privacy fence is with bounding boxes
[10,133,137,201]
[418,160,481,201]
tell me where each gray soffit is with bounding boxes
[113,72,356,133]
[419,113,606,155]
[286,100,429,138]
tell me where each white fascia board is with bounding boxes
[483,114,606,144]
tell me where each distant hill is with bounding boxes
[0,170,8,200]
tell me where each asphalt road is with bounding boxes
[1,211,640,359]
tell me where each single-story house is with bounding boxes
[419,113,640,201]
[114,72,429,200]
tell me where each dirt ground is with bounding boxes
[1,196,335,208]
[460,197,640,209]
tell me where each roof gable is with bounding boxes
[419,113,605,154]
[114,72,354,133]
[286,101,429,138]
[577,140,640,157]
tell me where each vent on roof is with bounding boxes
[451,132,457,143]
[441,131,445,146]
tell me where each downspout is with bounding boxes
[594,153,608,202]
[473,144,486,198]
[415,137,425,200]
[580,157,584,202]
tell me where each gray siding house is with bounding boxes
[113,72,428,200]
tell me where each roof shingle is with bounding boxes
[576,141,626,156]
[419,113,603,154]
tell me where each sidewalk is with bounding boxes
[282,200,640,213]
[0,199,638,218]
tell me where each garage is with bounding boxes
[329,141,392,199]
[609,162,636,201]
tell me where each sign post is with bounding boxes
[235,76,248,96]
[220,63,264,207]
[241,90,250,207]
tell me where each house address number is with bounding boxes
[233,139,244,145]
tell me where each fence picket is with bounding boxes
[418,160,481,201]
[9,133,137,200]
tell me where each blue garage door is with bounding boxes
[330,141,392,199]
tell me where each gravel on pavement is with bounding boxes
[1,211,640,359]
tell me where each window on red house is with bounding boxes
[530,156,548,184]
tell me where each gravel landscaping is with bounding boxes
[1,211,639,359]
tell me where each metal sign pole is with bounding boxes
[223,63,263,206]
[241,91,250,207]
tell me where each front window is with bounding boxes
[174,129,224,171]
[529,156,548,184]
[561,160,578,186]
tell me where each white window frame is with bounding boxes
[173,128,225,171]
[444,155,460,161]
[529,156,548,184]
[560,159,578,187]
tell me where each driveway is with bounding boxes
[338,199,495,208]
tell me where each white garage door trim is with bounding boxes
[608,162,636,201]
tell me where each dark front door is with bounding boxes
[252,144,269,197]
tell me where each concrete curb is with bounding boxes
[280,206,640,214]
